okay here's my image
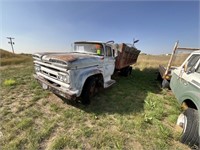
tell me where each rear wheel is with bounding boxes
[128,67,132,76]
[176,108,199,148]
[81,77,96,105]
[120,66,132,77]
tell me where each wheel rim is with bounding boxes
[176,113,187,133]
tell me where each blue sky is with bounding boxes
[0,0,199,54]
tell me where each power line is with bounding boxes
[7,37,15,53]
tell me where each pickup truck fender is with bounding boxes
[178,91,200,111]
[72,67,103,97]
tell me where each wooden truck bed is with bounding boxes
[159,65,177,80]
[158,41,199,88]
[159,41,199,81]
[115,43,140,70]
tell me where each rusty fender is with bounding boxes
[71,67,103,97]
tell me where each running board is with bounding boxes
[104,79,116,88]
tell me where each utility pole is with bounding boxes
[7,37,15,53]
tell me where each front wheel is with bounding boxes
[162,79,170,89]
[81,78,96,105]
[176,108,199,148]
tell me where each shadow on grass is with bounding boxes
[58,67,161,115]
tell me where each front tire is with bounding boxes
[81,77,96,105]
[162,79,170,89]
[176,108,199,148]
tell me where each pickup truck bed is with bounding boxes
[158,65,177,81]
[115,43,140,70]
[158,41,199,88]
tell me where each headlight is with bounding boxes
[58,73,69,83]
[34,65,41,72]
[63,76,68,83]
[58,74,62,80]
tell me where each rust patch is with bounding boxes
[51,54,78,62]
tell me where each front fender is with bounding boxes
[72,67,103,97]
[179,91,200,111]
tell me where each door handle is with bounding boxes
[181,78,188,86]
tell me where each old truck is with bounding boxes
[33,40,140,104]
[170,50,200,148]
[158,41,200,88]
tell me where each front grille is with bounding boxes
[41,64,60,72]
[42,70,58,80]
[34,60,69,84]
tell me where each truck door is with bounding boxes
[103,45,115,80]
[181,54,200,83]
[175,54,200,95]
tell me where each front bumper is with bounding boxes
[33,74,77,100]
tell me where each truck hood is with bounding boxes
[33,52,103,69]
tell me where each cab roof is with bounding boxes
[192,50,200,54]
[75,41,105,44]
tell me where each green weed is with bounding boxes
[3,79,16,86]
[50,104,61,112]
[50,135,79,149]
[17,118,33,130]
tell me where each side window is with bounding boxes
[196,63,200,73]
[106,46,112,57]
[95,44,104,56]
[186,54,200,72]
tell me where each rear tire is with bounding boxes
[176,108,199,148]
[81,77,96,105]
[128,67,132,76]
[120,66,132,77]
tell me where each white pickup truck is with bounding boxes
[170,50,200,148]
[33,41,140,104]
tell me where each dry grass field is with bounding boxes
[136,54,170,68]
[0,49,32,66]
[0,50,190,149]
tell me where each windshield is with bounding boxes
[74,43,104,56]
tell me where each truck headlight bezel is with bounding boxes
[34,65,41,72]
[58,73,69,83]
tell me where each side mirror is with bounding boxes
[113,49,118,58]
[183,63,188,72]
[112,49,115,57]
[184,62,195,74]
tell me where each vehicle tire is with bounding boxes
[157,73,162,81]
[128,67,132,76]
[162,79,170,89]
[176,108,199,148]
[121,66,131,77]
[81,77,96,105]
[119,68,125,76]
